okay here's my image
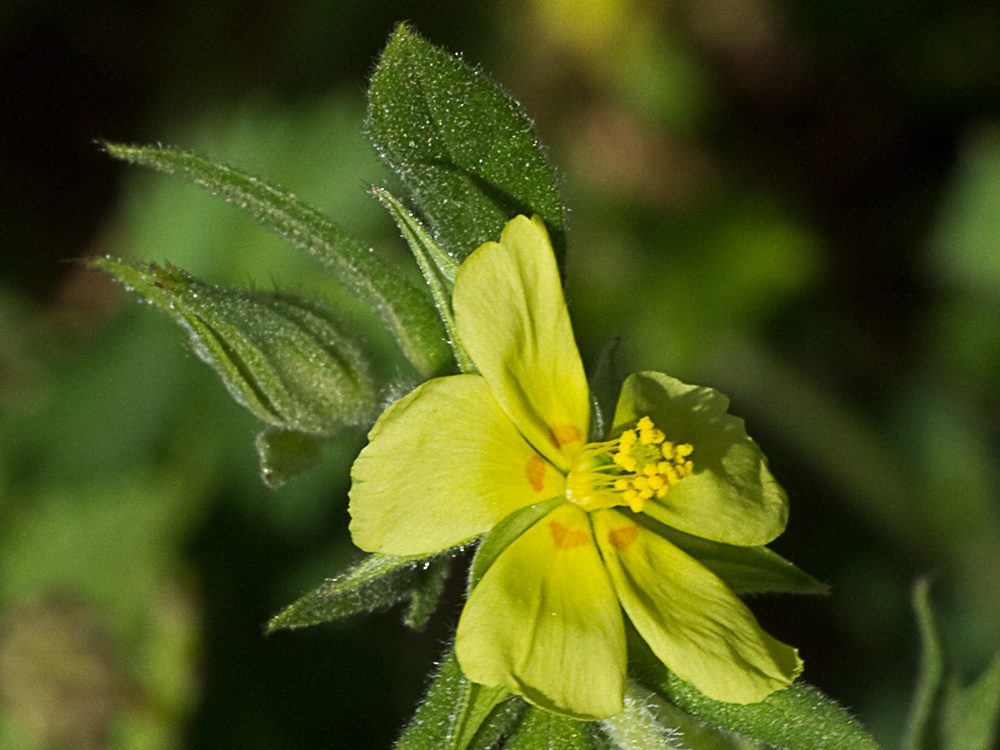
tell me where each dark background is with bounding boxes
[2,1,999,748]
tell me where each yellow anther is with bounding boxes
[565,416,694,515]
[640,428,665,445]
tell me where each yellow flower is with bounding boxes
[349,216,802,720]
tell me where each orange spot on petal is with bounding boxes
[607,525,640,551]
[549,423,583,448]
[550,520,589,549]
[526,454,547,492]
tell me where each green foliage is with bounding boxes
[366,24,567,267]
[903,580,1000,750]
[505,708,599,750]
[598,687,688,750]
[468,497,564,591]
[254,428,327,488]
[92,257,376,434]
[633,516,828,597]
[100,141,452,379]
[941,656,1000,750]
[628,629,879,750]
[395,652,521,750]
[267,552,449,632]
[27,9,991,750]
[375,187,473,372]
[587,337,625,443]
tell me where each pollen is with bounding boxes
[564,415,694,514]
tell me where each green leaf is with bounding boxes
[902,578,945,750]
[505,706,597,750]
[395,651,522,750]
[404,555,452,631]
[468,496,565,592]
[254,428,326,488]
[464,699,528,750]
[628,630,880,750]
[374,187,474,372]
[366,24,566,265]
[633,514,828,596]
[92,257,376,436]
[941,653,1000,750]
[902,578,1000,750]
[267,552,441,631]
[100,141,452,378]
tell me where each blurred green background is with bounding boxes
[2,0,999,748]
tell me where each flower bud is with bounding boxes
[93,258,376,436]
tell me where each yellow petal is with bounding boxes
[349,374,563,555]
[593,510,802,704]
[453,215,589,473]
[615,372,788,546]
[455,503,626,720]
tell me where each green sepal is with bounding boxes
[598,683,692,749]
[395,650,522,750]
[366,24,567,266]
[92,257,376,436]
[633,513,828,596]
[373,187,473,372]
[504,706,599,750]
[468,496,565,593]
[403,555,452,631]
[587,336,624,442]
[267,551,446,632]
[627,629,880,750]
[255,428,326,488]
[100,140,452,378]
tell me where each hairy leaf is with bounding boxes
[629,630,879,750]
[505,706,598,750]
[366,24,566,266]
[93,257,376,436]
[101,141,451,378]
[267,552,442,631]
[395,651,521,750]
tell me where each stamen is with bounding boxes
[564,416,694,514]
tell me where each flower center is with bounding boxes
[565,416,694,513]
